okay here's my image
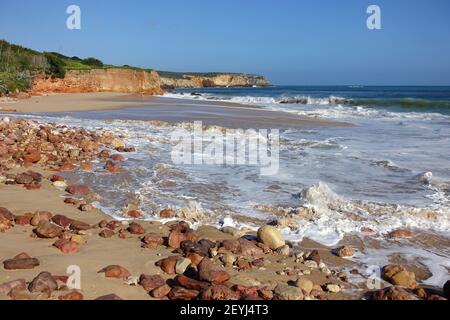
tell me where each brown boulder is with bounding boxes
[336,245,355,257]
[30,211,52,226]
[127,210,142,218]
[99,229,115,238]
[0,207,15,221]
[34,220,63,238]
[0,279,27,295]
[95,294,122,300]
[53,239,78,254]
[59,291,84,300]
[150,284,172,299]
[382,264,417,289]
[3,253,40,270]
[98,265,131,280]
[51,214,74,228]
[168,230,197,249]
[141,233,165,248]
[155,256,180,275]
[307,250,321,264]
[14,214,32,226]
[175,275,210,291]
[23,150,41,164]
[160,209,176,218]
[370,286,418,300]
[198,258,231,284]
[167,287,199,300]
[138,274,165,292]
[28,272,58,294]
[128,222,145,235]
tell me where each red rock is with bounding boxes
[0,279,27,295]
[99,150,110,158]
[232,285,259,297]
[219,239,241,254]
[200,285,240,300]
[64,198,79,205]
[198,258,231,284]
[0,207,15,221]
[160,209,176,218]
[168,230,197,249]
[127,210,142,218]
[28,272,58,294]
[65,184,91,195]
[361,227,374,233]
[34,220,63,238]
[150,284,172,299]
[239,239,264,256]
[99,229,115,238]
[105,160,121,173]
[53,239,78,254]
[251,258,265,268]
[156,256,180,275]
[168,221,191,233]
[382,264,417,289]
[141,233,164,248]
[51,214,74,228]
[98,265,131,280]
[387,229,414,239]
[69,220,91,231]
[24,182,41,190]
[167,287,199,300]
[14,214,32,226]
[106,221,122,230]
[175,275,210,291]
[236,259,252,271]
[23,150,41,164]
[30,211,52,226]
[59,291,84,300]
[128,222,145,235]
[186,252,204,268]
[0,215,11,232]
[15,173,34,184]
[138,274,165,292]
[371,286,418,300]
[3,256,40,270]
[110,154,125,161]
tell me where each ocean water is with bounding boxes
[9,85,450,286]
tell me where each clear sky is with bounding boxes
[1,0,450,85]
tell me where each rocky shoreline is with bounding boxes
[0,117,448,301]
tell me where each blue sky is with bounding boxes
[1,0,450,85]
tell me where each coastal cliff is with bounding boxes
[31,69,163,95]
[159,72,269,89]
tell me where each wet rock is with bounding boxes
[167,287,199,300]
[138,274,165,292]
[141,233,164,248]
[106,221,122,230]
[34,220,63,238]
[99,229,115,238]
[156,256,180,275]
[370,286,418,300]
[65,184,91,196]
[59,291,84,300]
[3,253,40,270]
[295,278,314,294]
[160,209,176,218]
[387,229,414,239]
[382,264,417,289]
[200,285,240,300]
[105,160,121,173]
[336,245,355,257]
[175,275,210,291]
[150,284,172,299]
[49,174,65,182]
[60,163,77,171]
[257,225,285,250]
[79,163,93,172]
[28,272,58,294]
[110,154,125,161]
[128,222,145,235]
[0,279,27,295]
[98,265,131,280]
[30,211,52,226]
[127,210,142,218]
[273,284,304,300]
[198,258,231,284]
[53,239,78,254]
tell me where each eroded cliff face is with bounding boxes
[31,69,163,95]
[160,73,269,89]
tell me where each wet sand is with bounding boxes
[1,92,352,129]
